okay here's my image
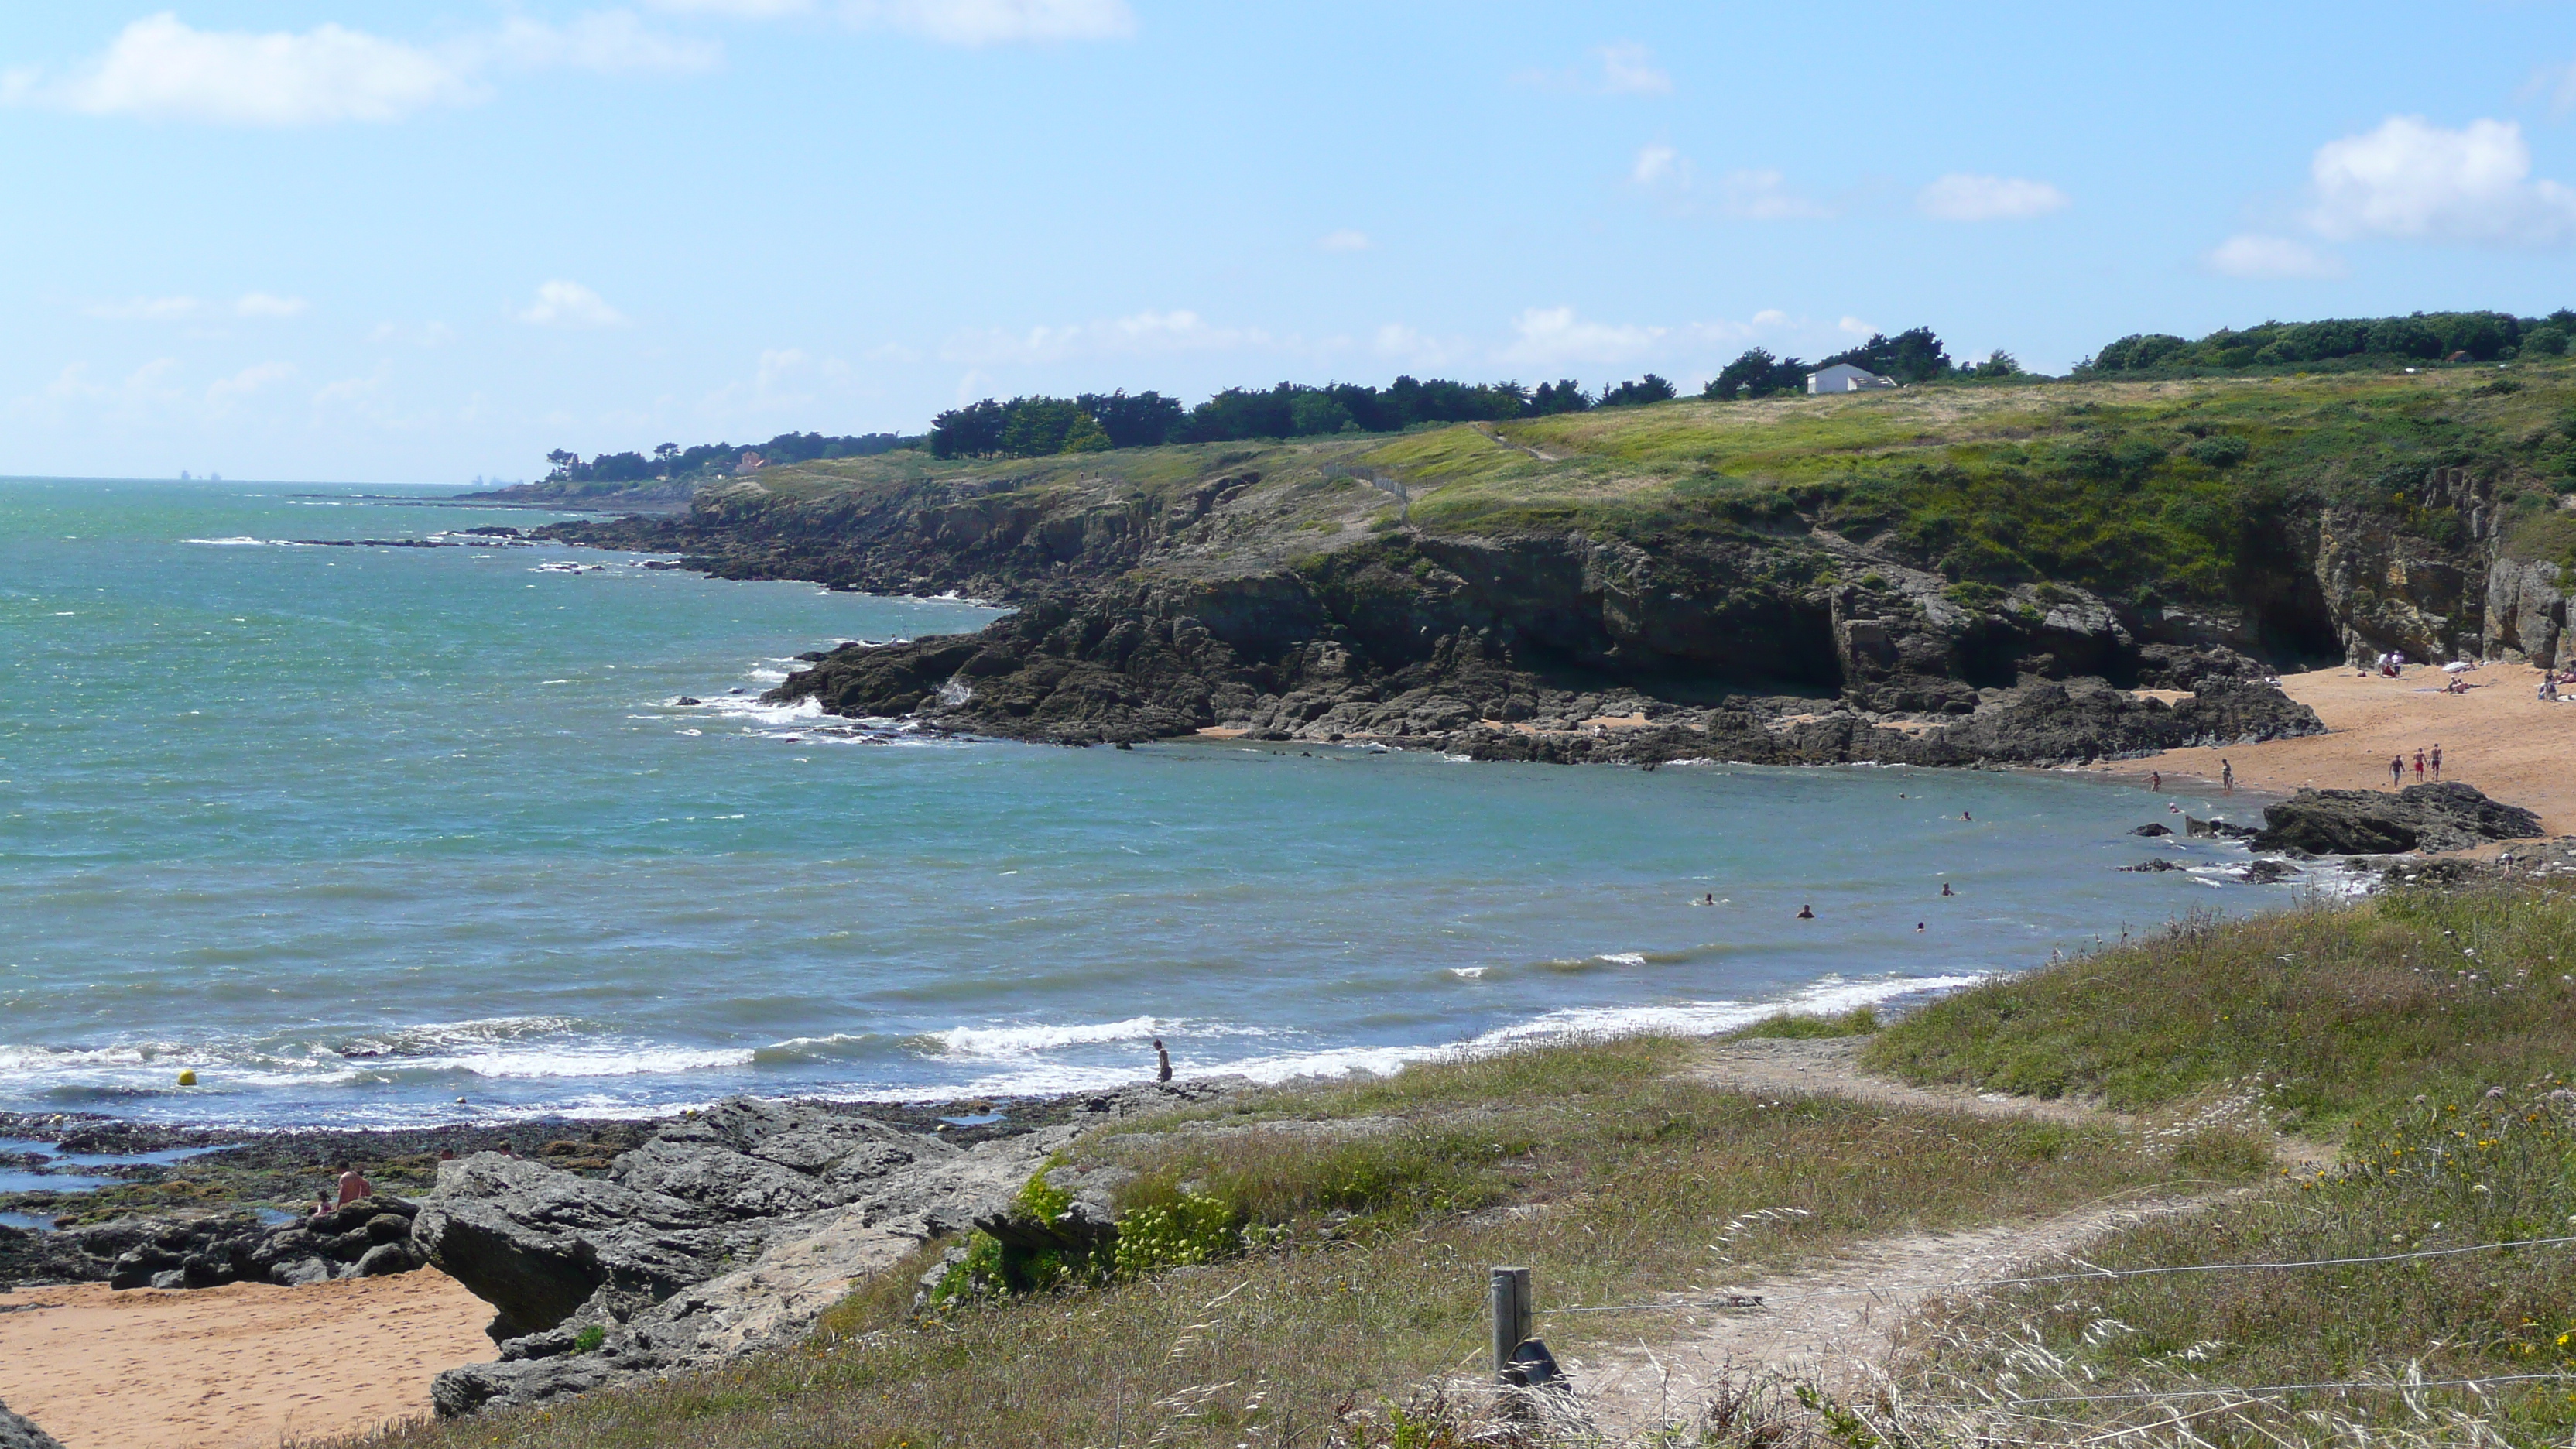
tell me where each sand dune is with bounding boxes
[0,1269,492,1449]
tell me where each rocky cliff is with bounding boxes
[550,374,2576,759]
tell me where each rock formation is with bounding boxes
[0,1398,63,1449]
[2251,783,2545,855]
[416,1086,1227,1417]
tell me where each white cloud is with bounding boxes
[838,0,1135,45]
[940,308,1268,365]
[2204,233,2347,279]
[516,281,628,328]
[88,290,309,320]
[12,11,711,126]
[1836,315,1875,337]
[1718,169,1834,221]
[1372,324,1466,369]
[2307,115,2576,246]
[488,12,721,74]
[1318,228,1372,252]
[1517,40,1672,95]
[1595,42,1671,95]
[29,13,482,125]
[1916,173,2069,221]
[1632,143,1689,187]
[1497,307,1667,368]
[2523,60,2576,119]
[649,0,816,15]
[205,361,295,412]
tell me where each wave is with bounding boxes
[181,536,300,547]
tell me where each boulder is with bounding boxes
[2120,858,2186,872]
[2252,783,2544,855]
[2129,823,2172,837]
[0,1396,64,1449]
[2185,816,2257,840]
[412,1154,730,1345]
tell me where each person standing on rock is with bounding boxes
[1153,1037,1173,1084]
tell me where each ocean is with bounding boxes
[0,478,2296,1128]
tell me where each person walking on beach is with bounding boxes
[1153,1037,1173,1084]
[2390,755,2404,787]
[2221,759,2234,794]
[2431,744,2442,780]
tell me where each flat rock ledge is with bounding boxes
[0,1396,63,1449]
[418,1081,1235,1417]
[2251,782,2544,855]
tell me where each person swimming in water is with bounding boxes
[1940,882,1954,897]
[1796,903,1814,920]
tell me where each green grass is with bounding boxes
[1723,1005,1882,1040]
[1863,887,2576,1133]
[738,362,2576,616]
[325,1036,2245,1449]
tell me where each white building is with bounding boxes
[1806,363,1896,395]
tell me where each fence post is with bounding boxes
[1489,1266,1532,1380]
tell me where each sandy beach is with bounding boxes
[2118,661,2576,836]
[0,1269,492,1449]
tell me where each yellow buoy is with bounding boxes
[176,1069,198,1087]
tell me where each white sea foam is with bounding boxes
[1596,951,1648,967]
[182,536,298,547]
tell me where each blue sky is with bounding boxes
[5,2,2575,484]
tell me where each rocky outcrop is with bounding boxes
[548,442,2574,766]
[0,1194,435,1294]
[420,1085,1228,1418]
[0,1397,63,1449]
[2251,783,2545,855]
[2486,555,2570,667]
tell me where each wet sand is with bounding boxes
[0,1269,492,1449]
[2109,662,2576,835]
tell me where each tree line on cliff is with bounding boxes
[542,307,2576,473]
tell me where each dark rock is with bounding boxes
[2130,823,2173,837]
[354,1242,414,1277]
[2242,859,2299,884]
[2120,858,2187,872]
[2185,816,2257,839]
[674,697,701,707]
[2252,783,2544,855]
[413,1154,724,1345]
[0,1395,65,1449]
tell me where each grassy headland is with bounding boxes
[313,882,2576,1449]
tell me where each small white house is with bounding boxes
[1807,363,1896,395]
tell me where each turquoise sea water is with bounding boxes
[0,479,2297,1128]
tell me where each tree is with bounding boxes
[1705,349,1807,400]
[1058,411,1112,453]
[1077,390,1185,449]
[930,400,1009,458]
[1526,379,1591,415]
[1821,327,1952,383]
[545,449,577,478]
[1599,374,1676,408]
[1970,350,2021,379]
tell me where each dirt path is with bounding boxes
[0,1268,493,1449]
[1563,1036,2332,1437]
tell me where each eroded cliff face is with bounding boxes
[555,454,2562,759]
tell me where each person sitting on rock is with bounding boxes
[335,1163,374,1208]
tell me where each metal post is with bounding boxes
[1489,1266,1532,1380]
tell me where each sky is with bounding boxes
[5,2,2576,485]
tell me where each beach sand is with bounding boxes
[0,1268,493,1449]
[2118,661,2576,835]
